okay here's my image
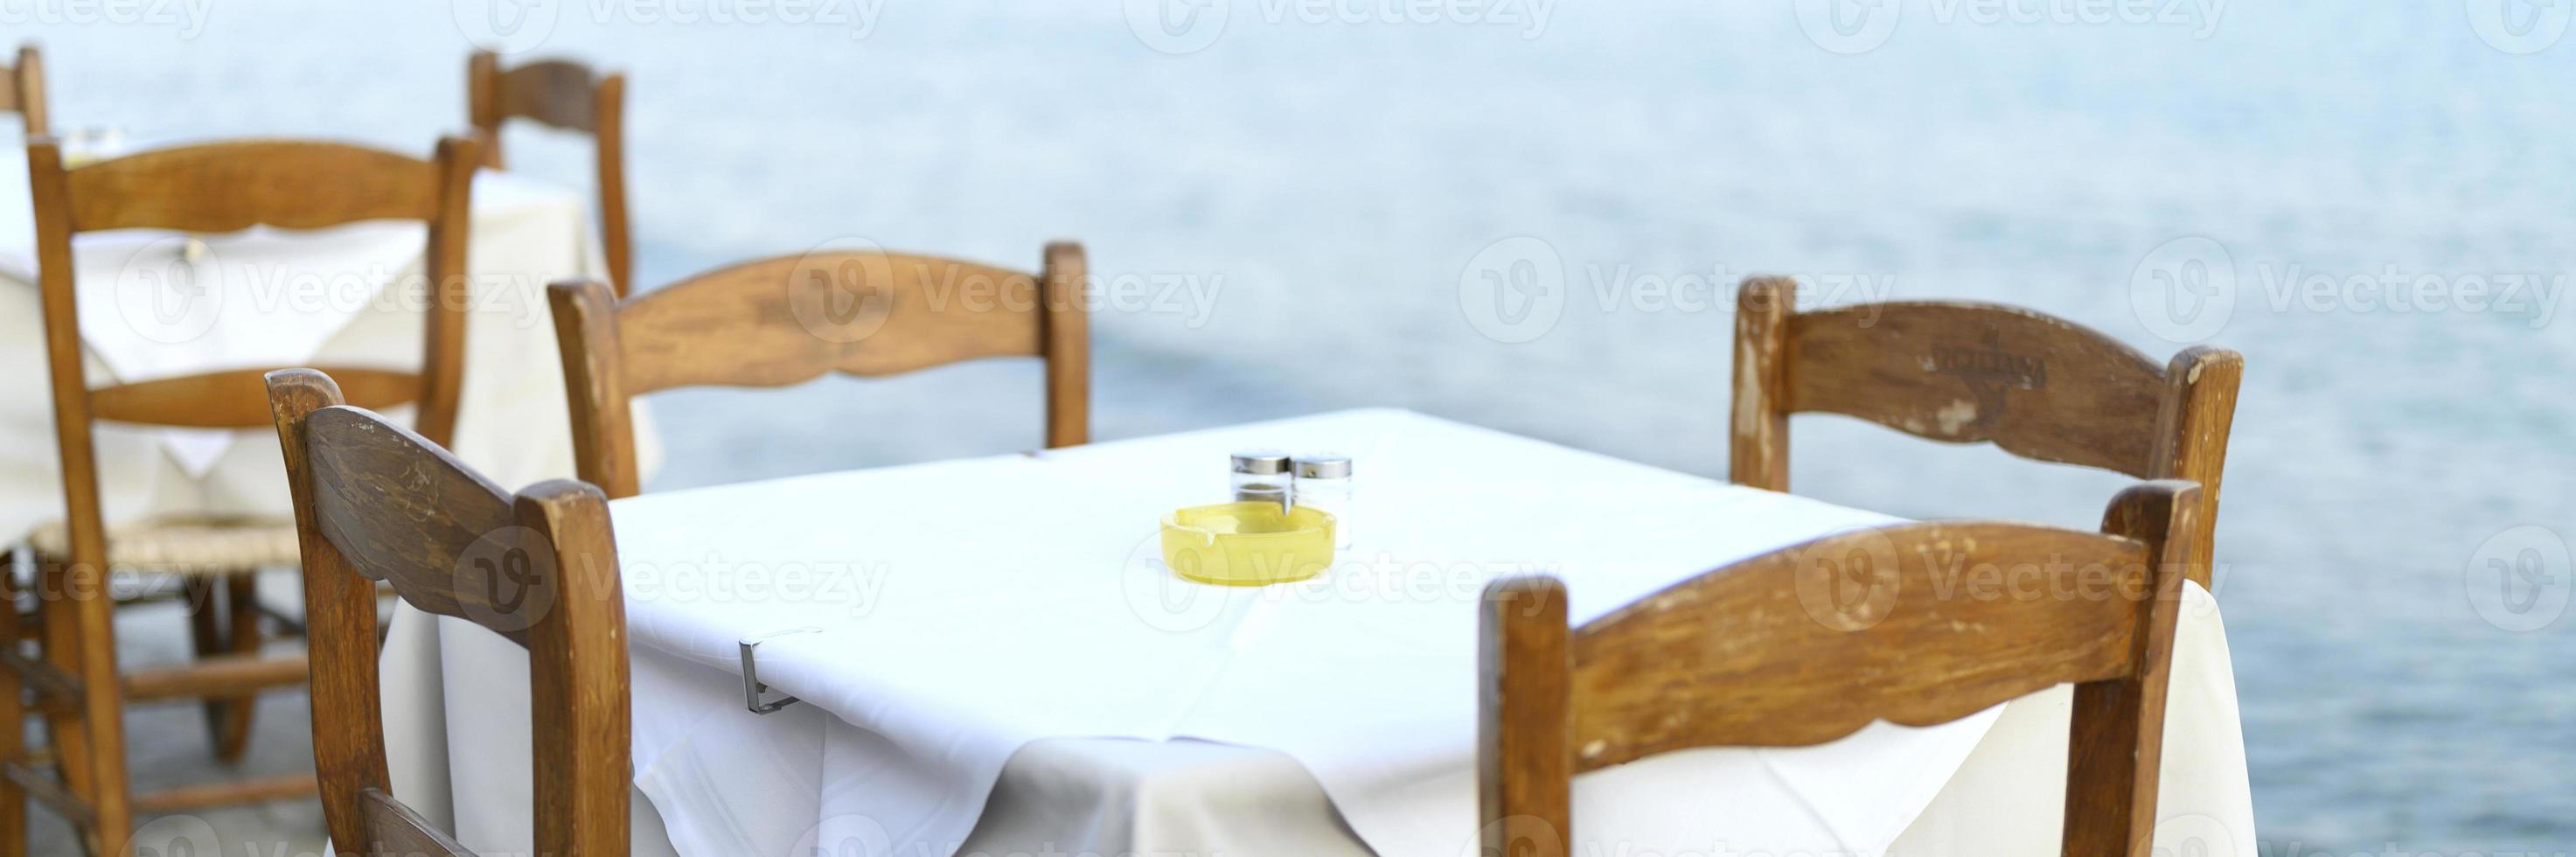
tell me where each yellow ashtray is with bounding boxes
[1159,502,1337,587]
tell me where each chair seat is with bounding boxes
[25,518,302,573]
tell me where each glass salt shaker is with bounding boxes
[1291,453,1353,549]
[1230,449,1291,512]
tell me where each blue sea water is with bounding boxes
[15,1,2574,851]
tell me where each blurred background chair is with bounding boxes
[1729,276,2242,586]
[469,51,632,297]
[547,241,1090,498]
[1,44,46,136]
[0,135,477,855]
[268,368,631,857]
[1479,481,2200,857]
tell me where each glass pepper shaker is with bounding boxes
[1230,449,1291,512]
[1291,453,1352,549]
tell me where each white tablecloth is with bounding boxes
[397,408,2255,856]
[0,143,633,542]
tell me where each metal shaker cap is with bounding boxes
[1231,449,1291,476]
[1291,453,1351,479]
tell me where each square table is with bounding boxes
[394,408,2255,856]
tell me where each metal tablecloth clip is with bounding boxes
[738,626,825,714]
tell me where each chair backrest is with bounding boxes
[2,44,48,133]
[1479,481,2199,857]
[26,136,477,577]
[547,241,1091,498]
[469,51,631,296]
[1729,276,2240,586]
[267,368,630,857]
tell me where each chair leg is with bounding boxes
[181,579,226,760]
[36,558,130,856]
[0,549,27,857]
[211,574,260,762]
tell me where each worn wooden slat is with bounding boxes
[496,60,601,131]
[1568,520,2148,765]
[301,405,530,645]
[1728,278,2243,590]
[553,243,1091,498]
[1482,482,2199,857]
[1784,300,2169,475]
[65,141,439,233]
[616,252,1047,393]
[88,366,422,428]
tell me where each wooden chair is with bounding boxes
[0,136,478,856]
[1479,481,2201,857]
[2,44,46,134]
[267,369,630,857]
[470,51,631,296]
[1730,277,2242,586]
[547,242,1091,498]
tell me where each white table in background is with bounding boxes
[397,409,2256,856]
[0,143,616,540]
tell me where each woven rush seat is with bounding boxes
[25,517,302,573]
